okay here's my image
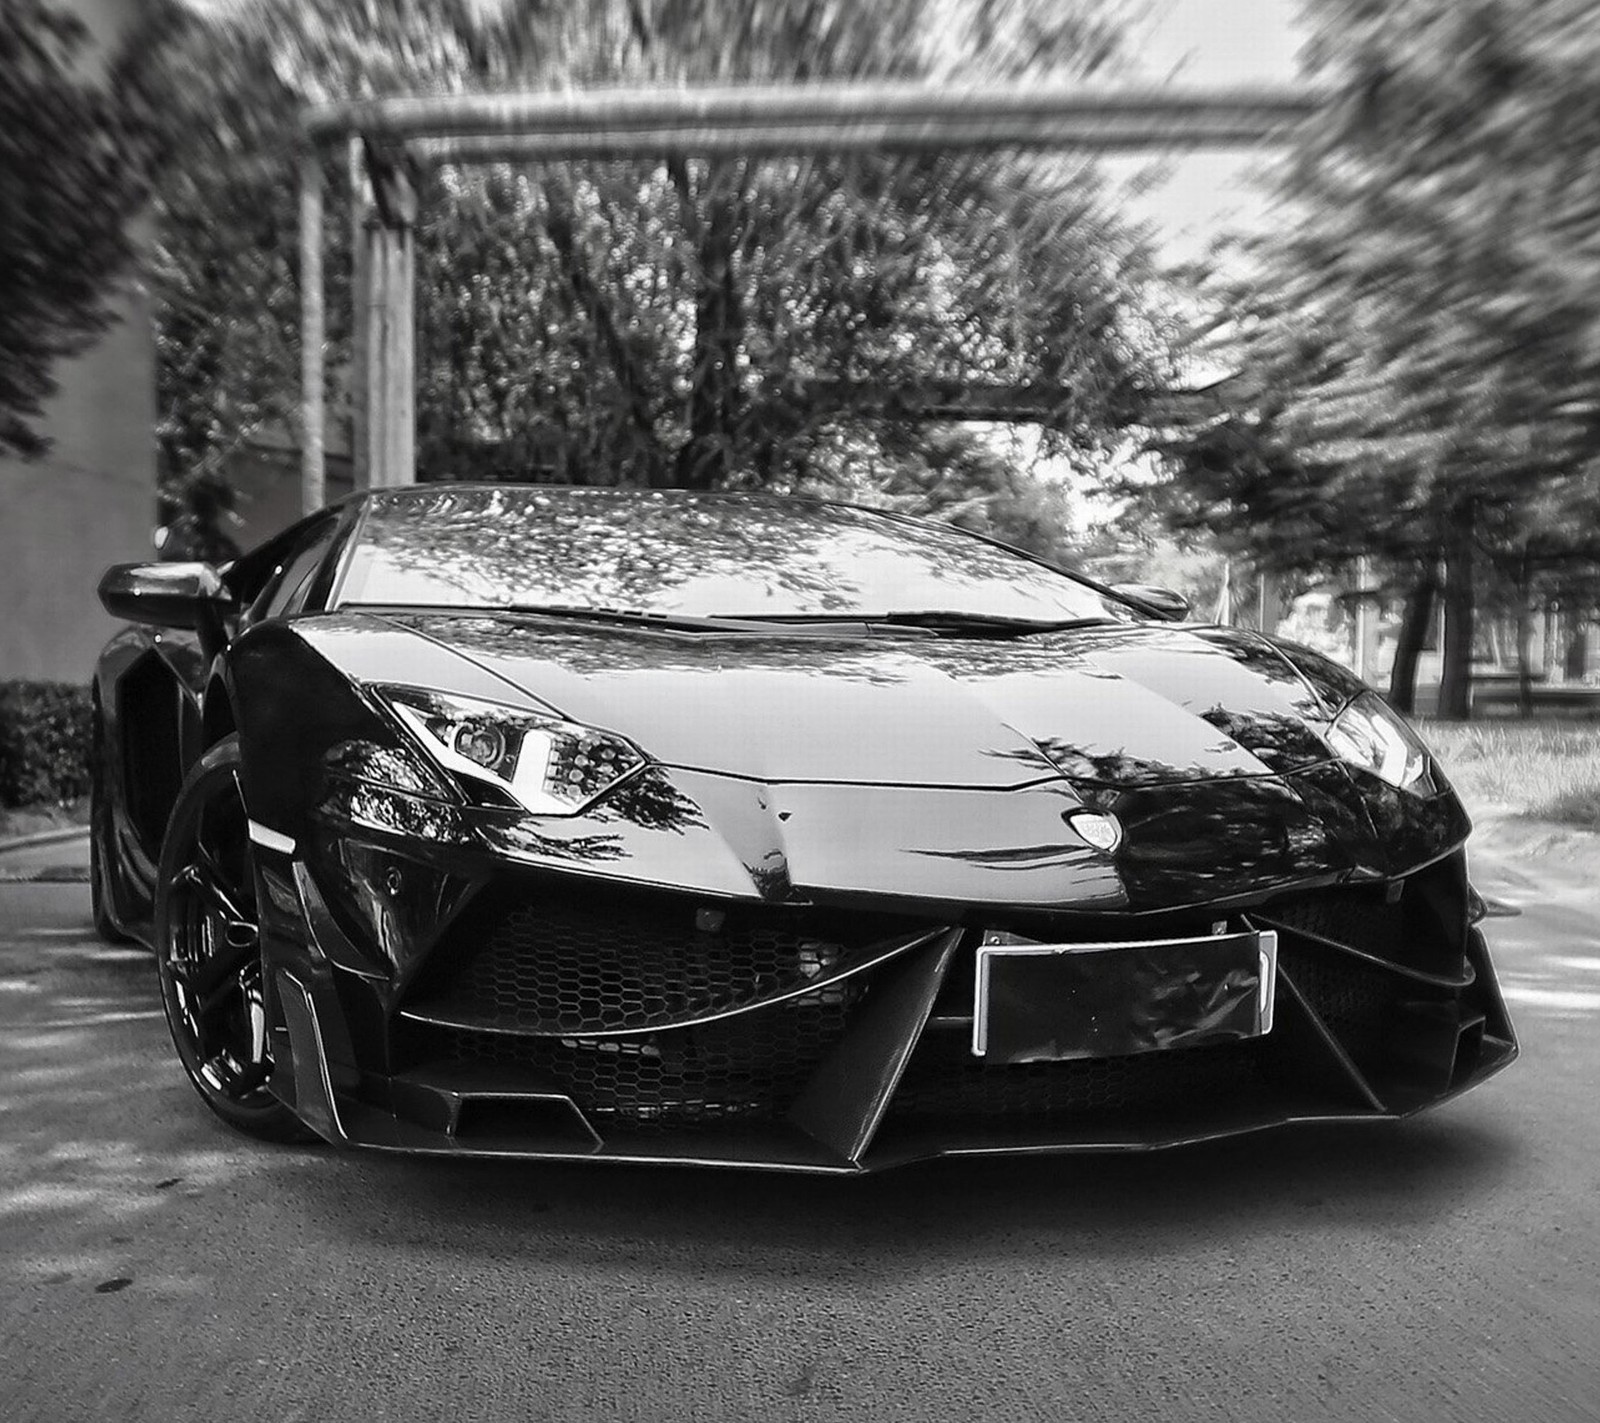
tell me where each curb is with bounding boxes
[0,826,92,857]
[0,866,91,884]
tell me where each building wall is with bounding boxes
[226,445,355,553]
[0,0,155,685]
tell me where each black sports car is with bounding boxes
[93,485,1516,1171]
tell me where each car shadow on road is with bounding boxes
[0,897,1527,1292]
[321,1110,1523,1283]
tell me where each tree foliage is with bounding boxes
[1141,0,1600,714]
[133,0,1173,551]
[0,0,152,458]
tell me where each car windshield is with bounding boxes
[333,486,1134,624]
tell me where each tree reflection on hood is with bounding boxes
[336,485,1131,624]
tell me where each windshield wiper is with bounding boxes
[719,610,1120,637]
[500,604,844,634]
[874,611,1120,634]
[373,602,1119,638]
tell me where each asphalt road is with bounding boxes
[1,831,1597,1423]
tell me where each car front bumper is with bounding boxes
[251,838,1518,1174]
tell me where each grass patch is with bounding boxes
[1420,719,1600,826]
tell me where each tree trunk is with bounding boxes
[676,165,743,490]
[1566,620,1589,681]
[1437,502,1476,721]
[1515,550,1533,719]
[541,183,664,482]
[1389,566,1439,715]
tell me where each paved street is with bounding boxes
[1,830,1597,1422]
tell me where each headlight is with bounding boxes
[1324,691,1431,790]
[377,686,646,816]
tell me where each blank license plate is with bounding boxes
[972,930,1277,1063]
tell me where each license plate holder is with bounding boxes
[972,930,1277,1063]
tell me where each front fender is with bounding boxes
[227,621,420,845]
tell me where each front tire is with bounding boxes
[154,735,310,1142]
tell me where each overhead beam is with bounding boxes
[416,120,1287,164]
[304,82,1321,159]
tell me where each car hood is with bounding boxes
[344,612,1339,789]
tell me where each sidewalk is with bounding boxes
[1467,810,1600,918]
[0,829,90,883]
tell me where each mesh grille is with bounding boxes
[1254,867,1468,982]
[1256,890,1410,960]
[413,884,906,1035]
[1277,940,1396,1063]
[406,882,1452,1138]
[430,980,858,1130]
[1259,881,1462,1068]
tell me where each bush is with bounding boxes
[0,682,93,808]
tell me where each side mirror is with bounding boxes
[98,562,234,630]
[1111,583,1192,622]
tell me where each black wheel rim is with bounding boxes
[163,772,273,1105]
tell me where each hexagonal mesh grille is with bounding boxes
[1254,861,1470,984]
[411,883,911,1035]
[1276,940,1395,1063]
[1256,890,1409,961]
[433,980,859,1130]
[406,885,1436,1136]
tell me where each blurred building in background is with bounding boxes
[223,422,353,553]
[0,0,155,684]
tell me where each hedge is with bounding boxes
[0,682,94,808]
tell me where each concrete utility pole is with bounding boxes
[298,152,324,515]
[354,151,418,493]
[298,83,1321,512]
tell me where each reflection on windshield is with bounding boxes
[336,487,1131,624]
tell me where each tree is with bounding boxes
[1143,0,1600,716]
[133,0,1174,541]
[0,0,152,457]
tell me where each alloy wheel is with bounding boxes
[155,736,308,1140]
